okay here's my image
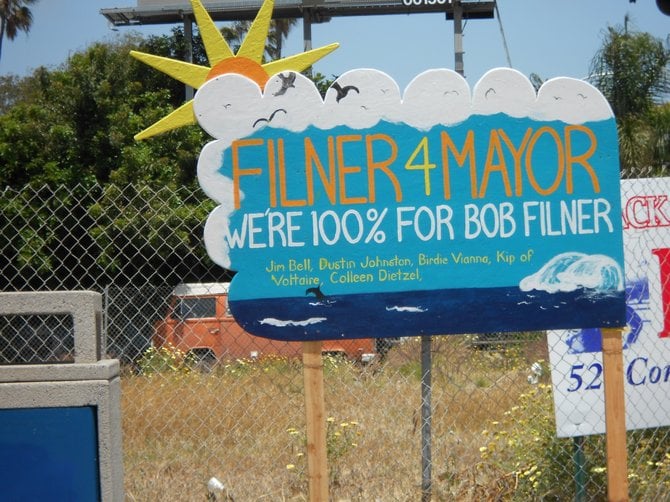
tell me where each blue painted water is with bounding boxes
[231,286,626,341]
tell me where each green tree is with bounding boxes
[0,19,309,288]
[0,0,39,62]
[0,73,33,112]
[0,31,220,289]
[590,25,669,118]
[220,20,250,54]
[312,71,337,98]
[266,18,298,60]
[0,32,206,189]
[589,23,670,174]
[220,18,297,62]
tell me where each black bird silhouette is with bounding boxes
[273,73,296,96]
[306,284,326,300]
[253,108,287,128]
[331,82,360,102]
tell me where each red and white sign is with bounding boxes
[549,177,670,437]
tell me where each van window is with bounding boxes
[174,297,216,319]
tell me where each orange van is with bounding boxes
[153,283,384,367]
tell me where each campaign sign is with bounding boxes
[549,177,670,437]
[197,68,626,341]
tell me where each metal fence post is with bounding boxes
[573,435,586,502]
[421,336,432,501]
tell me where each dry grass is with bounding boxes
[121,335,547,501]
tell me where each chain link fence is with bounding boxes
[1,181,669,500]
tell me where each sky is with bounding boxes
[1,0,668,92]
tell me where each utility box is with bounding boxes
[0,291,124,502]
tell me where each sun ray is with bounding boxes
[130,51,210,89]
[237,0,274,62]
[133,0,338,140]
[134,101,196,141]
[191,0,234,66]
[262,43,340,76]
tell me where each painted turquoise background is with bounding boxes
[218,115,623,303]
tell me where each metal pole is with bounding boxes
[573,435,586,502]
[453,1,464,76]
[184,14,194,101]
[303,9,313,77]
[421,336,432,501]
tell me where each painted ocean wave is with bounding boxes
[386,306,427,313]
[259,317,327,327]
[520,252,624,294]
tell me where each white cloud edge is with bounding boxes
[193,67,614,142]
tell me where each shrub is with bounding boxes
[477,360,670,500]
[136,344,196,376]
[286,416,361,490]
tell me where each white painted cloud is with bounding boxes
[193,74,266,141]
[261,71,323,132]
[197,139,234,203]
[203,204,233,269]
[534,76,613,124]
[194,68,613,143]
[471,68,537,118]
[316,69,402,129]
[401,68,471,128]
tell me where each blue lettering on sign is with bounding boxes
[566,357,670,391]
[567,362,603,392]
[627,357,670,386]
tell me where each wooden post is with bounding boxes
[601,328,629,502]
[303,341,329,502]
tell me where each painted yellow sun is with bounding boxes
[131,0,338,140]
